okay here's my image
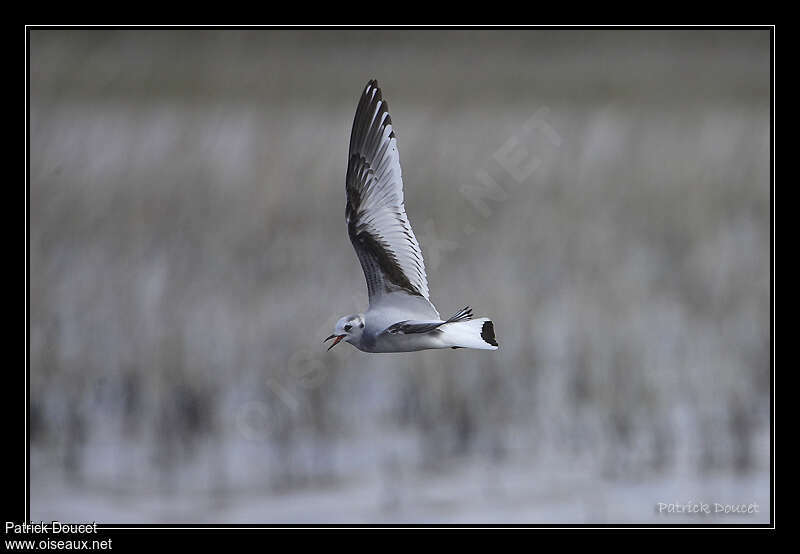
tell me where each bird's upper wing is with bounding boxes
[346,80,439,319]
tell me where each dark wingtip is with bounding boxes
[366,80,383,104]
[481,320,498,347]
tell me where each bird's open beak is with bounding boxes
[323,334,345,351]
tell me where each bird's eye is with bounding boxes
[344,324,352,332]
[359,322,364,328]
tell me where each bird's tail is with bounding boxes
[439,317,498,351]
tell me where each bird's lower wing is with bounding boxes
[380,306,474,336]
[382,320,446,335]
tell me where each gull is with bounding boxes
[324,80,498,353]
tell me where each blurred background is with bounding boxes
[29,29,771,523]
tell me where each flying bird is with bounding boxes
[324,80,498,353]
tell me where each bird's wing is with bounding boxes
[346,80,439,319]
[380,306,473,335]
[383,320,446,335]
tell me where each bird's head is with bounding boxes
[323,314,365,351]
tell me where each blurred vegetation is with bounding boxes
[29,29,770,521]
